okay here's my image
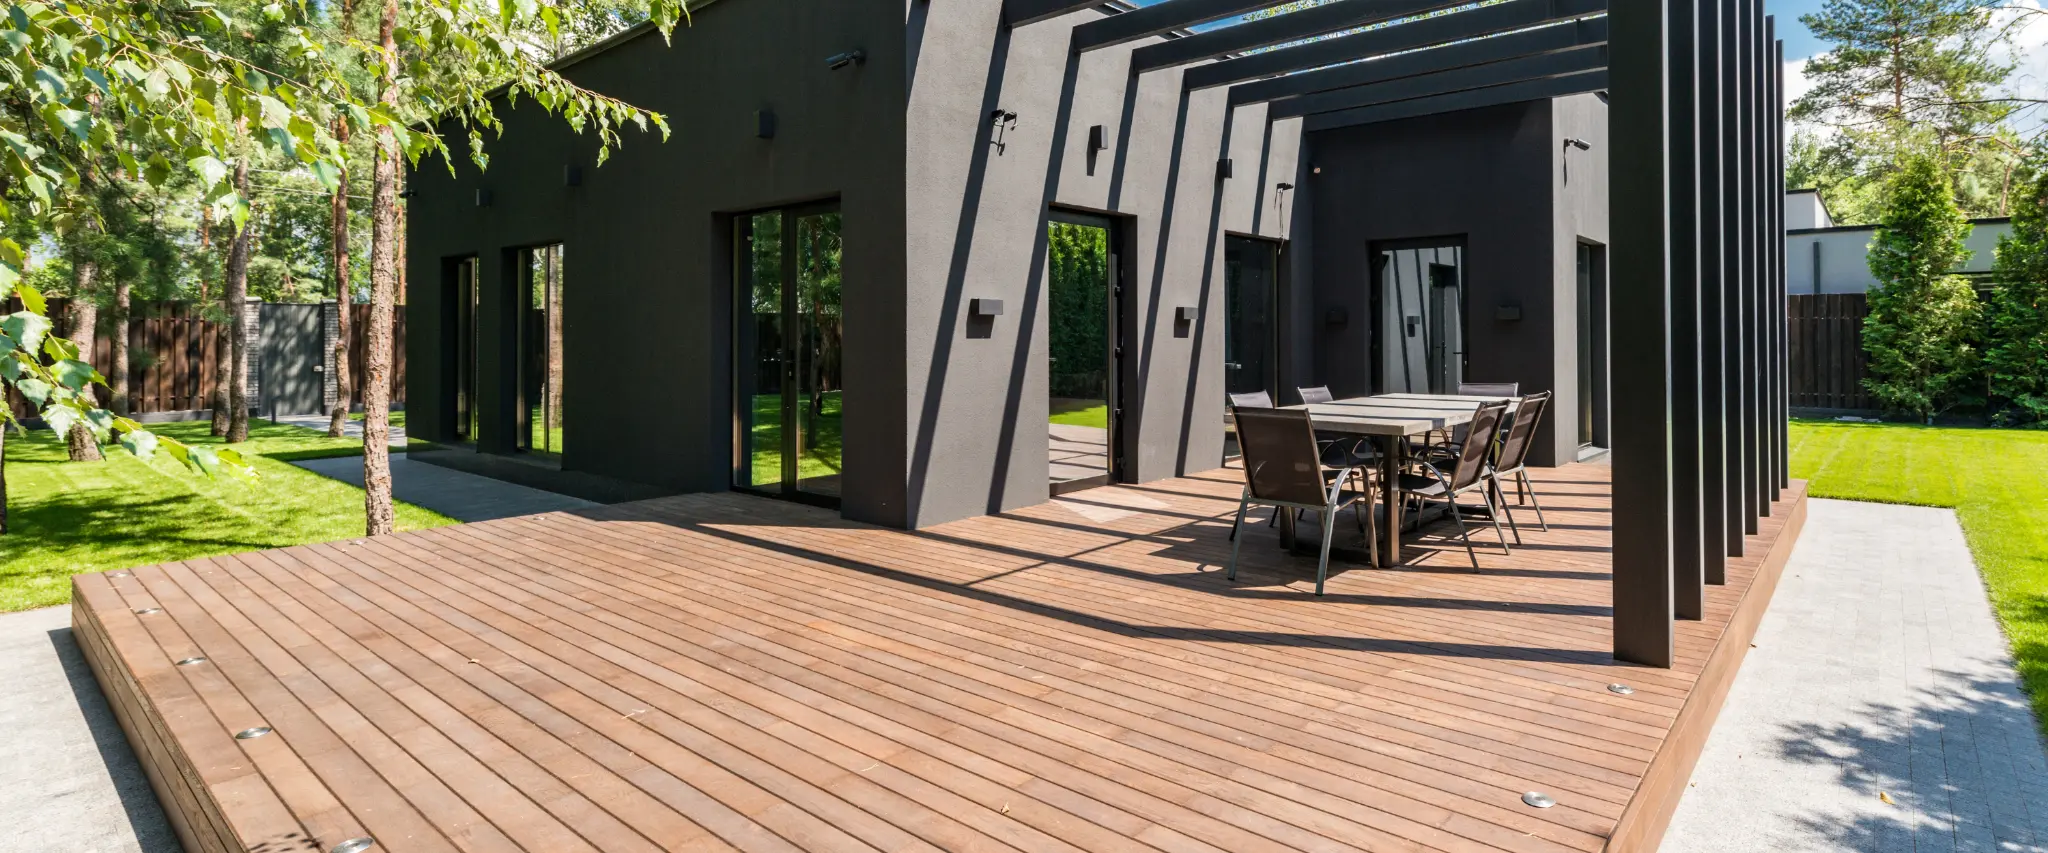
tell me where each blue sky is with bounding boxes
[1769,0,1828,60]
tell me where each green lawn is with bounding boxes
[1,419,454,613]
[1051,398,1109,429]
[1788,419,2048,734]
[748,391,842,487]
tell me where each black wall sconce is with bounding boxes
[1216,158,1233,180]
[989,109,1018,155]
[1175,306,1197,324]
[564,166,582,187]
[971,298,1005,318]
[1495,304,1524,321]
[827,49,866,70]
[754,109,777,139]
[1087,125,1107,155]
[474,188,493,207]
[1324,306,1348,327]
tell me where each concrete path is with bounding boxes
[274,413,406,444]
[292,454,595,522]
[0,605,176,853]
[1665,499,2048,852]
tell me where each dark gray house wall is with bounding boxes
[1299,95,1604,467]
[901,2,1298,527]
[404,0,909,522]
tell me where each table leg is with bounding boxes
[1379,434,1403,565]
[1278,502,1297,549]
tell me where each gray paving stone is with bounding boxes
[1664,498,2048,853]
[0,605,177,853]
[291,454,595,522]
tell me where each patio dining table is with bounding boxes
[1276,392,1518,566]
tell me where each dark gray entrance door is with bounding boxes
[261,303,325,417]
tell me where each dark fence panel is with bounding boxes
[1787,293,1872,411]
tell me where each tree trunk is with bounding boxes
[110,278,131,417]
[362,0,401,536]
[203,207,230,437]
[1,424,8,535]
[225,162,255,443]
[329,120,353,438]
[66,272,105,462]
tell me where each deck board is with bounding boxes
[74,464,1806,853]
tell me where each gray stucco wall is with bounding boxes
[404,0,909,522]
[900,2,1298,526]
[1551,92,1610,466]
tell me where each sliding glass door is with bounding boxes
[1372,239,1466,394]
[451,257,479,442]
[516,244,565,456]
[735,203,843,504]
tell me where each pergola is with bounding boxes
[1005,0,1789,668]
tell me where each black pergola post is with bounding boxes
[1610,0,1676,667]
[1669,0,1704,621]
[1721,0,1748,559]
[1774,35,1790,493]
[1752,6,1772,521]
[1698,0,1728,587]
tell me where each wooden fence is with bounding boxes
[7,298,405,420]
[1787,293,1873,411]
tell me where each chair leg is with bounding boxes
[1493,476,1522,545]
[1479,486,1512,556]
[1519,469,1548,531]
[1445,496,1480,570]
[1316,506,1338,596]
[1228,497,1250,582]
[1361,486,1379,569]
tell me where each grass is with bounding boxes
[1050,398,1109,430]
[1788,418,2048,734]
[748,391,843,487]
[1,418,455,613]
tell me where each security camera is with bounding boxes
[827,50,866,70]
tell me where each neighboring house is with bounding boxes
[1784,187,2010,294]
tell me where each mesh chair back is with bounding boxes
[1297,386,1336,405]
[1494,391,1552,472]
[1229,390,1275,410]
[1458,382,1520,397]
[1232,408,1332,507]
[1447,400,1510,491]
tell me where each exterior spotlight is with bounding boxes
[1276,182,1295,191]
[1564,137,1592,151]
[827,50,866,70]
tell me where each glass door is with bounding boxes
[1223,236,1278,403]
[452,257,478,442]
[1046,212,1118,494]
[1577,241,1609,451]
[734,204,843,505]
[1372,239,1465,394]
[516,244,565,456]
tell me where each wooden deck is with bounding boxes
[73,464,1806,853]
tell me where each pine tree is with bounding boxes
[1864,150,1985,420]
[1986,158,2048,424]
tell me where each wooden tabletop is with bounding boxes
[1284,392,1518,437]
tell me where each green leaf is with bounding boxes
[52,107,90,141]
[119,428,158,459]
[1,311,51,352]
[188,154,228,188]
[16,377,51,406]
[14,277,42,314]
[43,402,76,437]
[310,159,340,190]
[186,444,219,475]
[51,357,99,390]
[0,352,20,383]
[31,66,67,102]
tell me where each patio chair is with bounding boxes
[1487,391,1553,540]
[1423,381,1524,458]
[1227,407,1376,595]
[1395,399,1512,569]
[1296,385,1378,469]
[1227,389,1373,536]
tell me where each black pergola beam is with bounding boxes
[1134,0,1463,74]
[1233,17,1605,106]
[1073,0,1279,51]
[1609,0,1675,668]
[1184,0,1605,91]
[1301,69,1605,131]
[1004,0,1101,28]
[1269,43,1606,119]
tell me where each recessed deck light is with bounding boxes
[134,608,161,615]
[1522,791,1556,808]
[1607,683,1635,695]
[234,727,272,740]
[176,657,207,667]
[331,838,376,853]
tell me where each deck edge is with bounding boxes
[1601,482,1811,853]
[71,574,238,853]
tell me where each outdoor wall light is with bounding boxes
[754,109,777,139]
[1216,158,1233,180]
[1276,182,1294,191]
[1563,137,1593,151]
[1087,124,1107,155]
[970,298,1005,318]
[564,165,583,187]
[1496,304,1524,321]
[989,109,1019,155]
[827,49,866,70]
[1175,306,1197,324]
[474,188,493,207]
